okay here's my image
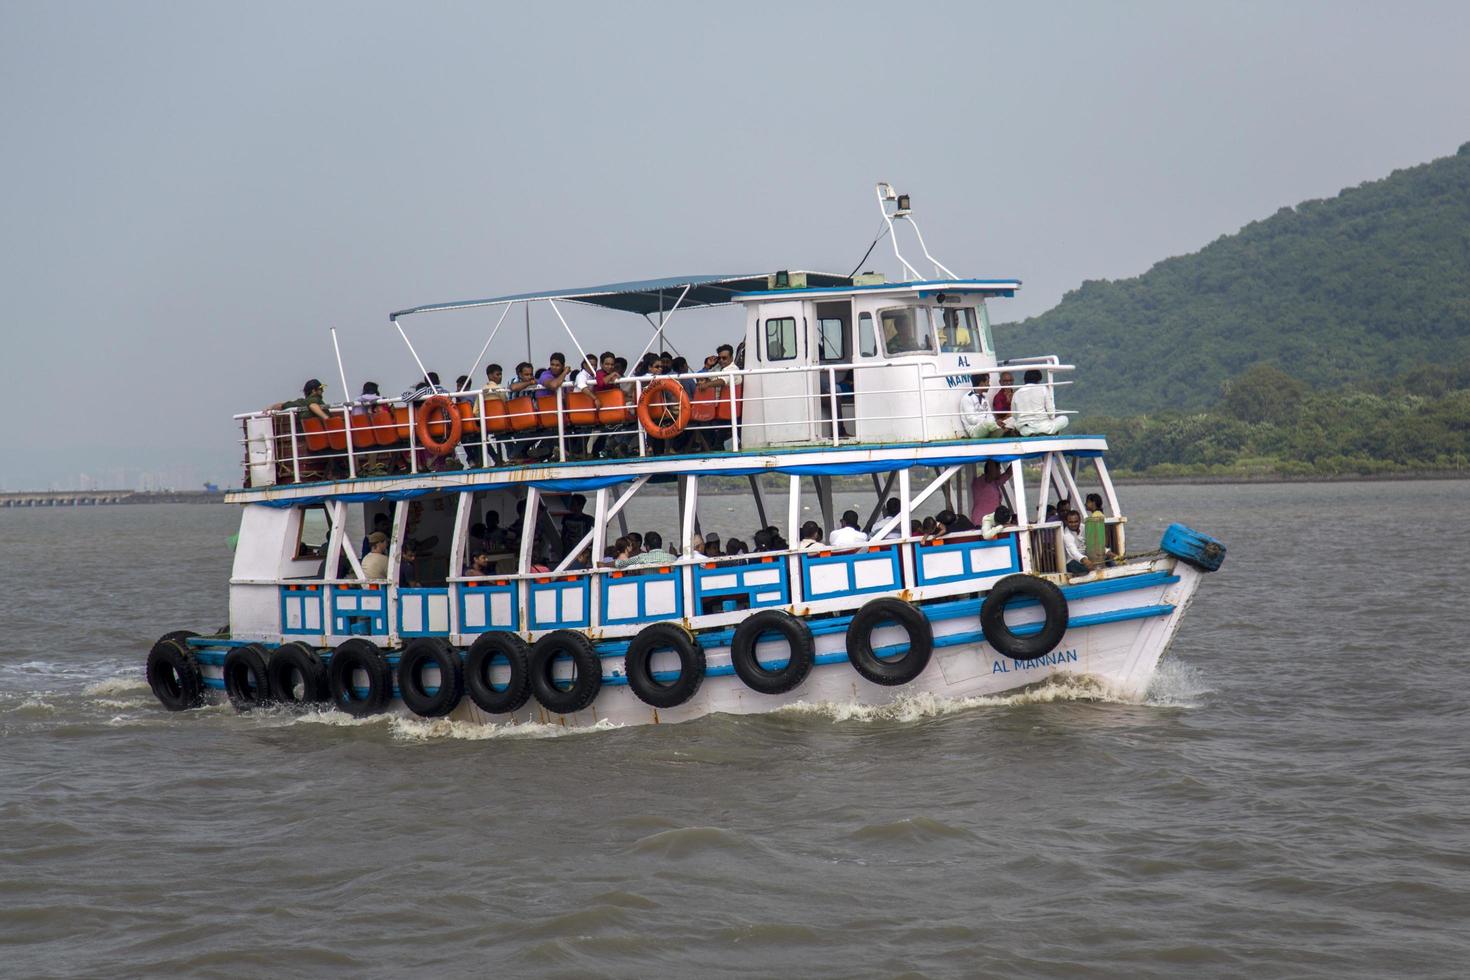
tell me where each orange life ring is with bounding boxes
[416,395,462,456]
[637,378,691,440]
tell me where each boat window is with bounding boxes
[764,317,798,361]
[295,505,330,560]
[976,301,995,353]
[816,318,846,362]
[936,307,982,353]
[879,307,934,356]
[858,313,877,357]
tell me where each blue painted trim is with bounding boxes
[397,587,452,638]
[692,559,790,612]
[599,568,685,626]
[528,576,593,630]
[734,278,1022,300]
[330,587,389,636]
[278,587,324,636]
[457,582,519,633]
[912,536,1019,588]
[798,547,902,602]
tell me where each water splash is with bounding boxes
[1143,659,1212,708]
[774,675,1137,723]
[83,676,149,697]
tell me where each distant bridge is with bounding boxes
[0,490,137,507]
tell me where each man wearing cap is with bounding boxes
[360,532,390,580]
[269,379,331,422]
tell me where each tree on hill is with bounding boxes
[997,142,1470,416]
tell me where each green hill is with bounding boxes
[998,142,1470,416]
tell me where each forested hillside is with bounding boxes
[998,143,1470,416]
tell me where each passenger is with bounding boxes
[573,354,599,393]
[960,374,1003,439]
[468,521,491,556]
[617,531,675,569]
[1011,369,1070,436]
[560,494,594,557]
[566,548,592,571]
[361,512,391,555]
[752,528,771,553]
[509,362,538,395]
[981,505,1014,540]
[702,533,722,558]
[455,375,471,393]
[993,372,1015,432]
[910,518,924,538]
[688,533,705,558]
[702,354,719,373]
[269,378,332,422]
[483,363,509,401]
[879,498,903,539]
[829,510,869,549]
[603,537,632,568]
[528,544,552,575]
[950,513,976,533]
[929,509,958,542]
[798,521,825,551]
[969,460,1012,526]
[671,356,695,396]
[481,511,507,551]
[361,531,390,580]
[402,372,447,401]
[724,537,748,562]
[921,515,939,538]
[463,551,494,579]
[398,541,422,588]
[766,526,789,551]
[627,531,644,556]
[596,352,621,388]
[1061,510,1094,576]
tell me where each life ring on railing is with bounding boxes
[637,379,691,440]
[397,637,464,718]
[624,623,705,709]
[730,610,814,695]
[979,574,1069,662]
[415,395,462,456]
[845,598,933,686]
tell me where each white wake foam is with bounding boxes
[775,674,1154,723]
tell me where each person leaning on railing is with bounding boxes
[265,379,333,480]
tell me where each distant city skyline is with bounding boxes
[3,1,1469,490]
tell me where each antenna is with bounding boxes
[873,182,957,281]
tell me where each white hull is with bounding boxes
[198,561,1201,730]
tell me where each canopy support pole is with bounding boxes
[391,317,433,389]
[464,303,513,388]
[748,474,769,530]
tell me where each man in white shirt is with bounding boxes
[959,373,1002,438]
[1010,370,1069,436]
[1061,510,1092,575]
[360,532,390,580]
[829,510,869,549]
[572,353,599,393]
[980,505,1013,541]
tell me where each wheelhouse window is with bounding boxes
[936,307,983,353]
[295,505,330,559]
[879,307,934,356]
[764,317,798,361]
[816,317,846,362]
[858,313,877,357]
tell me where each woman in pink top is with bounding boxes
[969,460,1012,526]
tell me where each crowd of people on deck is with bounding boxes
[959,370,1069,439]
[267,342,745,476]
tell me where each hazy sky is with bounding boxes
[2,1,1468,488]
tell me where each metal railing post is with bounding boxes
[478,392,488,468]
[728,380,739,452]
[828,366,840,447]
[343,406,357,479]
[635,380,647,458]
[287,411,301,484]
[407,402,419,474]
[556,386,567,462]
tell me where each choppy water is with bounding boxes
[2,482,1468,978]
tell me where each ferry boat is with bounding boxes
[145,185,1225,727]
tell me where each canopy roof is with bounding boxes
[391,272,855,319]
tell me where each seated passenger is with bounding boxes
[960,374,1003,438]
[1061,510,1093,575]
[401,373,447,401]
[509,362,538,395]
[361,513,391,555]
[798,521,825,552]
[595,352,621,389]
[483,363,509,401]
[993,372,1015,432]
[765,526,789,551]
[724,538,748,563]
[361,532,389,580]
[1010,370,1070,436]
[398,541,421,588]
[702,533,722,558]
[910,519,924,537]
[879,498,903,539]
[829,510,869,549]
[560,494,594,557]
[463,551,494,579]
[616,531,675,569]
[950,514,976,533]
[925,510,957,543]
[603,537,631,568]
[981,505,1014,541]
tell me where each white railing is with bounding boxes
[236,360,1076,487]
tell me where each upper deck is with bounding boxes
[236,272,1079,497]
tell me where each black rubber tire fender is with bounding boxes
[730,610,815,695]
[465,632,532,714]
[146,636,205,711]
[980,574,1069,662]
[327,638,393,717]
[846,597,934,686]
[397,637,464,719]
[222,643,272,711]
[267,642,329,705]
[625,623,706,709]
[529,630,602,715]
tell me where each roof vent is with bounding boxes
[853,271,885,286]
